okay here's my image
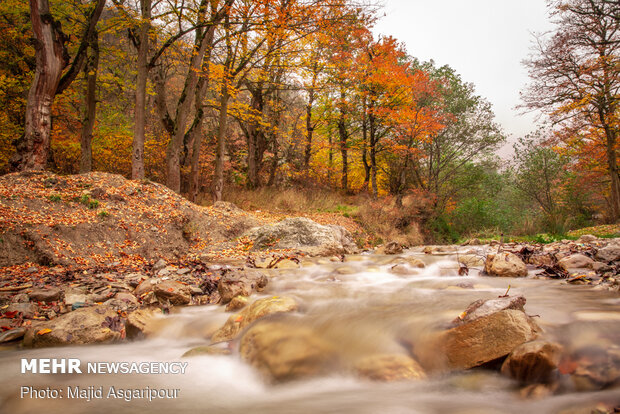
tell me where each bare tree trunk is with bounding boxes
[132,0,151,180]
[80,30,99,173]
[12,0,68,171]
[187,62,211,202]
[603,123,620,221]
[361,99,370,192]
[212,82,229,202]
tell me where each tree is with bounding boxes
[10,0,105,171]
[522,0,620,220]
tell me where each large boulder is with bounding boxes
[558,254,594,271]
[24,306,123,348]
[354,354,426,381]
[125,308,162,338]
[217,270,268,304]
[484,252,528,277]
[28,287,62,302]
[452,295,527,325]
[239,321,337,382]
[501,340,563,384]
[211,296,298,342]
[415,297,540,372]
[244,217,358,256]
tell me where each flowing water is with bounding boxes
[1,248,620,414]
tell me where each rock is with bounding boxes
[225,296,248,312]
[463,238,482,246]
[565,345,620,391]
[0,327,27,343]
[153,259,167,271]
[11,293,29,303]
[211,296,298,342]
[182,345,231,357]
[577,234,597,243]
[419,309,540,371]
[558,254,595,271]
[28,287,62,302]
[114,291,139,304]
[6,303,37,319]
[390,264,413,275]
[24,306,123,348]
[245,217,358,256]
[63,287,89,305]
[133,278,158,297]
[125,308,162,339]
[273,259,300,269]
[239,321,337,382]
[529,254,555,267]
[383,241,403,255]
[153,280,191,305]
[458,254,485,267]
[484,252,528,277]
[217,270,268,304]
[354,354,426,381]
[501,340,563,384]
[123,273,148,288]
[452,296,527,325]
[596,245,620,262]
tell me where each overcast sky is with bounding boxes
[373,0,555,157]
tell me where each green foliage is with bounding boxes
[430,216,460,243]
[97,210,109,218]
[47,194,62,202]
[77,194,99,209]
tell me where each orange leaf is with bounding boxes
[37,328,52,335]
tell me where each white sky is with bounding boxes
[373,0,554,157]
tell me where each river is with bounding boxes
[1,247,619,413]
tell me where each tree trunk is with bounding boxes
[361,100,370,192]
[187,60,211,202]
[212,82,229,202]
[80,30,99,173]
[12,0,68,171]
[132,0,151,180]
[338,90,348,191]
[603,121,620,221]
[369,113,378,198]
[166,0,213,193]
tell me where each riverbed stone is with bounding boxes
[458,254,485,267]
[225,295,249,312]
[125,307,162,338]
[595,245,620,262]
[182,345,231,357]
[240,321,337,382]
[28,287,62,302]
[418,309,540,371]
[558,254,595,271]
[24,306,123,348]
[217,270,268,304]
[501,340,563,384]
[153,280,191,305]
[211,296,298,343]
[354,354,426,381]
[484,252,528,277]
[452,296,527,326]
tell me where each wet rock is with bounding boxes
[182,345,231,357]
[225,296,248,312]
[596,245,620,262]
[501,340,563,383]
[217,270,268,304]
[125,308,162,339]
[564,345,620,391]
[419,309,540,371]
[28,287,62,302]
[239,321,337,382]
[6,303,37,319]
[245,217,358,256]
[153,280,191,305]
[390,264,415,276]
[354,354,426,381]
[24,306,123,348]
[273,259,300,269]
[452,296,527,325]
[211,296,298,342]
[0,327,27,343]
[458,254,485,267]
[558,254,594,271]
[133,278,158,297]
[382,241,403,255]
[484,252,528,277]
